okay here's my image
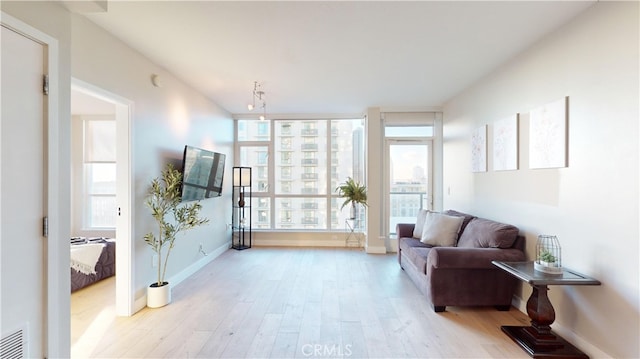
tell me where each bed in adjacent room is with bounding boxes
[70,237,116,292]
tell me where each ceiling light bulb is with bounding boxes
[259,114,266,121]
[247,104,254,111]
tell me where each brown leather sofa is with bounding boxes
[397,210,526,312]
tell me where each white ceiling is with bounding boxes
[79,1,595,116]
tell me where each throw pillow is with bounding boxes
[420,211,464,247]
[413,209,430,238]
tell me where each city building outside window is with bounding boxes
[236,118,364,230]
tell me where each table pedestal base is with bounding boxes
[491,262,600,359]
[502,326,588,358]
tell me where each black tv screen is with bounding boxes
[180,145,226,202]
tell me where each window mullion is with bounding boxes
[326,120,333,230]
[269,119,275,229]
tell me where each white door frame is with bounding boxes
[1,11,61,357]
[71,78,135,316]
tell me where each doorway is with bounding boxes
[71,79,134,317]
[385,139,433,238]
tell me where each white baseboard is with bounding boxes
[511,296,612,358]
[137,241,231,312]
[253,239,363,248]
[169,241,230,286]
[365,245,387,254]
[253,234,364,248]
[385,237,398,253]
[134,295,146,313]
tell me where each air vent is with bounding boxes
[1,325,28,359]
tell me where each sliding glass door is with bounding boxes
[385,139,432,237]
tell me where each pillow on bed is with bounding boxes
[420,211,464,247]
[70,237,86,245]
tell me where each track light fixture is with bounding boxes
[247,81,267,120]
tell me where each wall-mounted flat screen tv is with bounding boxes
[180,145,226,202]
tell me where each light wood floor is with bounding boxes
[71,247,531,358]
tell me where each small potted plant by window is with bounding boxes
[336,177,367,219]
[144,163,209,308]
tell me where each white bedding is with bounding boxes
[70,243,105,275]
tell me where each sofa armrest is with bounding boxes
[427,247,525,270]
[396,223,416,239]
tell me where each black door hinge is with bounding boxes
[43,216,48,238]
[43,75,49,95]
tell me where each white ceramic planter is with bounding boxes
[147,282,171,308]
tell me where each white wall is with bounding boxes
[2,1,234,356]
[443,2,639,358]
[70,14,234,303]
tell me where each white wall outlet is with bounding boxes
[198,243,208,256]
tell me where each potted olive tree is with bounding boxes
[144,163,209,308]
[336,177,367,219]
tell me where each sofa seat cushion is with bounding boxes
[399,237,432,273]
[399,236,432,252]
[407,247,431,274]
[457,217,519,249]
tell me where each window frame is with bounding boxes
[80,117,117,230]
[235,117,365,231]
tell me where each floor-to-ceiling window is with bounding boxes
[236,118,365,231]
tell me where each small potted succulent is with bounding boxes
[534,235,562,274]
[538,249,558,267]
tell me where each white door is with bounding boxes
[385,140,433,237]
[1,25,46,358]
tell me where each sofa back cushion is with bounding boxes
[457,217,519,249]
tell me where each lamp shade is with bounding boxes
[233,167,251,186]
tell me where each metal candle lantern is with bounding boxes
[534,235,562,274]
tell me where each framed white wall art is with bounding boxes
[493,114,519,171]
[471,125,487,173]
[529,97,568,169]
